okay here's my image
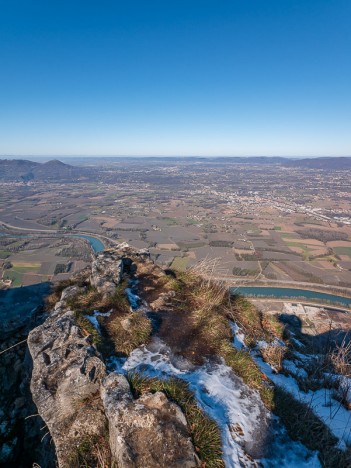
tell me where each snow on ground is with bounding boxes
[253,353,351,449]
[84,310,111,333]
[125,278,142,310]
[109,338,320,467]
[125,287,140,310]
[232,318,351,448]
[232,319,351,449]
[230,322,246,350]
[283,359,308,379]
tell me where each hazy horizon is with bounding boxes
[1,154,351,161]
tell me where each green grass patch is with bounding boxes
[66,283,130,315]
[170,256,189,271]
[273,226,282,231]
[74,312,102,347]
[67,433,113,468]
[126,373,224,468]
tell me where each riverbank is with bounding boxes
[232,286,351,309]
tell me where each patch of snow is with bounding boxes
[256,338,285,350]
[293,350,314,362]
[230,322,246,350]
[253,352,351,448]
[261,425,320,467]
[283,359,308,379]
[291,337,305,348]
[84,310,111,333]
[125,278,141,310]
[125,288,140,310]
[111,338,320,467]
[324,373,351,406]
[338,376,351,405]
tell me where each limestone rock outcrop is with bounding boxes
[101,373,196,468]
[27,249,198,467]
[90,251,123,295]
[28,308,107,466]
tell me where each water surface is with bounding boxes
[232,286,351,307]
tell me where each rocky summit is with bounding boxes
[2,247,350,467]
[27,248,198,467]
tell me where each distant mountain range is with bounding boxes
[0,159,91,181]
[282,157,351,170]
[209,156,351,169]
[0,156,350,182]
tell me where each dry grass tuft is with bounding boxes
[329,336,351,378]
[260,344,287,373]
[68,433,113,468]
[158,268,275,409]
[105,311,152,356]
[66,283,130,315]
[228,295,272,346]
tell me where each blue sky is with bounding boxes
[0,0,350,156]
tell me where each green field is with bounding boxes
[333,246,351,257]
[170,256,189,271]
[286,241,311,253]
[3,270,22,287]
[0,250,10,259]
[3,262,41,287]
[161,217,179,225]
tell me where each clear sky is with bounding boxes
[1,0,350,157]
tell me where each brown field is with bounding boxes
[327,240,351,247]
[313,260,338,270]
[92,216,119,228]
[157,243,178,250]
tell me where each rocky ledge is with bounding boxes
[26,247,351,468]
[27,248,199,467]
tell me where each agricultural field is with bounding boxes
[0,236,92,288]
[1,158,351,289]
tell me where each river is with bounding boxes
[71,234,104,253]
[232,286,351,308]
[0,231,105,253]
